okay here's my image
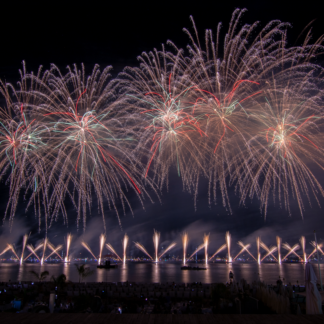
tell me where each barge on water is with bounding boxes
[97,260,118,269]
[181,265,207,270]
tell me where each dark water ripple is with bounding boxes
[0,262,322,285]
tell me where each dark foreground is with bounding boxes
[1,314,323,324]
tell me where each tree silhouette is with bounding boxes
[29,270,49,282]
[51,273,69,292]
[74,264,94,283]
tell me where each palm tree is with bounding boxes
[29,270,49,282]
[51,273,68,292]
[51,274,67,286]
[74,264,94,283]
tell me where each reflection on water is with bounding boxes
[0,262,322,284]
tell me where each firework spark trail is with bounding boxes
[98,234,106,265]
[256,237,261,264]
[307,243,324,260]
[0,244,19,259]
[260,241,278,261]
[209,244,227,261]
[174,9,311,210]
[159,242,176,259]
[20,234,28,264]
[133,242,153,260]
[261,246,278,262]
[0,10,324,232]
[45,244,63,260]
[276,236,282,264]
[38,63,157,232]
[226,232,232,262]
[25,243,43,261]
[47,241,63,260]
[153,229,160,262]
[310,241,324,255]
[0,245,11,256]
[176,10,324,217]
[0,65,51,230]
[65,233,72,262]
[187,243,205,261]
[106,243,122,261]
[240,91,324,218]
[0,64,60,234]
[120,52,207,198]
[300,236,307,262]
[282,243,302,261]
[182,232,188,265]
[123,234,129,264]
[7,244,19,259]
[204,233,209,265]
[81,242,96,259]
[41,237,48,264]
[138,73,204,178]
[233,242,257,261]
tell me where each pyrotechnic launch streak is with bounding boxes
[188,244,205,261]
[0,245,11,256]
[204,233,209,265]
[260,241,278,261]
[153,229,160,262]
[310,241,324,255]
[300,236,307,262]
[261,246,278,262]
[45,245,63,260]
[65,233,72,262]
[133,242,153,260]
[209,244,227,261]
[282,243,302,261]
[307,242,324,260]
[20,234,28,264]
[182,232,188,265]
[123,234,129,264]
[0,244,19,259]
[256,237,261,265]
[81,242,97,260]
[226,232,232,262]
[41,237,48,264]
[8,244,19,259]
[25,244,43,261]
[106,243,122,262]
[98,234,106,265]
[276,236,281,264]
[159,242,176,259]
[233,242,257,261]
[47,241,63,259]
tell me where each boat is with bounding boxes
[181,265,207,270]
[97,260,118,269]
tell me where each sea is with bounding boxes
[0,261,323,285]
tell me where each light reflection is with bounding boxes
[0,262,315,285]
[121,263,128,283]
[257,263,263,282]
[152,262,161,283]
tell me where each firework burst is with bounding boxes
[242,87,324,217]
[39,64,156,230]
[119,49,206,194]
[0,64,50,229]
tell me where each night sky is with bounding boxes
[0,1,324,257]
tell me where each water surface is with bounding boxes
[1,261,323,285]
